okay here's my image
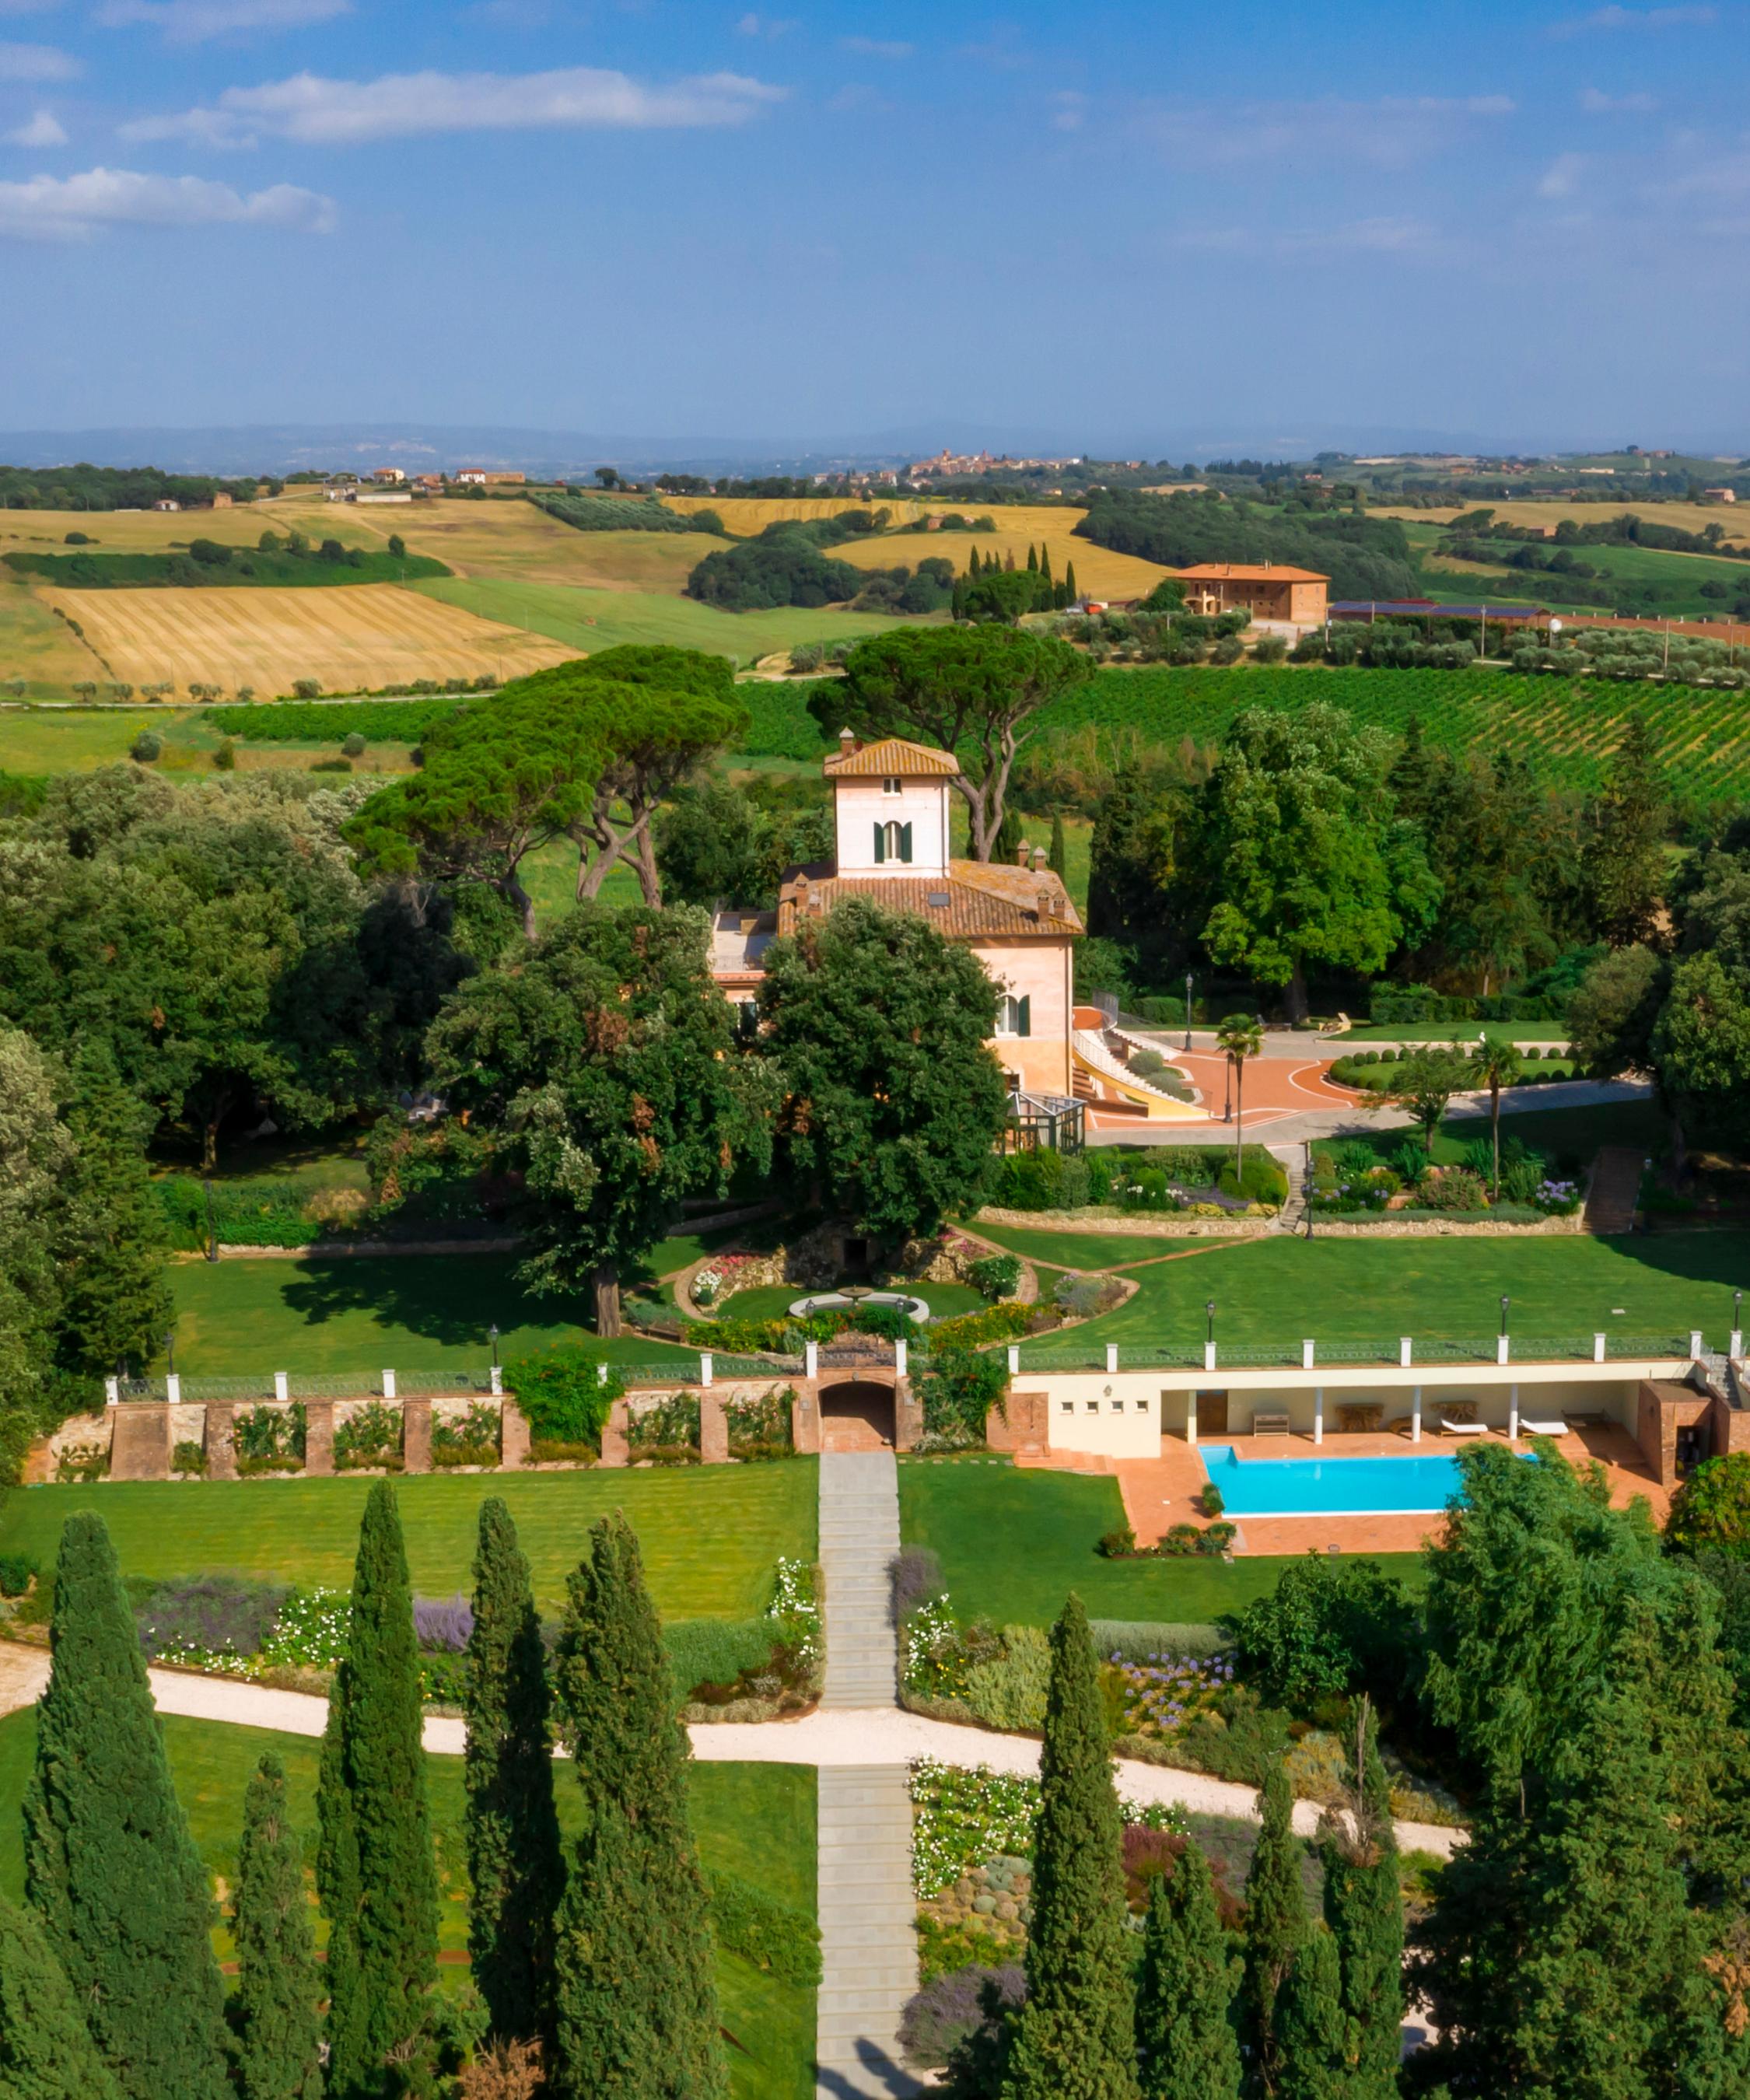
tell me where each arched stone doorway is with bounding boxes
[818,1378,897,1452]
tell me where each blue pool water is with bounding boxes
[1200,1444,1465,1516]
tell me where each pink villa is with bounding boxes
[712,730,1080,1103]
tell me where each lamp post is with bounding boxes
[1184,971,1193,1052]
[489,1323,500,1370]
[164,1330,176,1377]
[1206,1299,1216,1354]
[1499,1294,1510,1339]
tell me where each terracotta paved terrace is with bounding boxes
[1108,1421,1671,1556]
[1086,1046,1355,1138]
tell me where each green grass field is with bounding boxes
[898,1458,1420,1625]
[997,1227,1750,1360]
[971,1225,1208,1271]
[415,576,921,668]
[1,1463,816,1617]
[0,703,418,779]
[1340,1021,1573,1043]
[1314,1097,1669,1170]
[0,1711,814,2100]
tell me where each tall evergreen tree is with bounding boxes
[1000,1594,1139,2100]
[1272,1931,1349,2100]
[0,1892,125,2100]
[550,1513,726,2100]
[1136,1839,1242,2100]
[1040,546,1054,589]
[465,1497,563,2048]
[1049,812,1069,882]
[22,1511,230,2100]
[1316,1703,1401,2099]
[232,1754,323,2100]
[1026,543,1039,572]
[317,1481,439,2099]
[994,804,1023,863]
[968,545,982,579]
[1582,713,1667,947]
[52,1045,172,1377]
[1238,1759,1307,2097]
[1065,558,1078,602]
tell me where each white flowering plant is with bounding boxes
[908,1758,1188,1898]
[150,1586,351,1680]
[768,1556,821,1671]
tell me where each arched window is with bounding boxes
[996,993,1031,1038]
[873,820,912,863]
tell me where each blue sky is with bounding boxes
[1,0,1747,450]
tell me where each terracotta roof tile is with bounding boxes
[1174,562,1328,583]
[822,735,960,779]
[776,859,1083,940]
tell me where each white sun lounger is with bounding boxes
[1517,1412,1569,1438]
[1440,1416,1489,1437]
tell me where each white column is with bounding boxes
[699,1352,713,1388]
[1105,1344,1118,1374]
[1203,1340,1216,1373]
[1007,1345,1020,1374]
[1399,1337,1412,1369]
[895,1339,908,1377]
[489,1365,503,1397]
[1733,1328,1745,1360]
[1411,1384,1422,1444]
[104,1376,120,1406]
[274,1370,289,1402]
[1302,1339,1315,1370]
[1690,1329,1704,1360]
[1509,1383,1520,1440]
[1185,1391,1198,1446]
[805,1339,819,1379]
[1593,1333,1606,1364]
[1314,1386,1324,1446]
[1496,1334,1510,1367]
[165,1374,181,1405]
[381,1368,396,1400]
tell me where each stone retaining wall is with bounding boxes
[1306,1211,1584,1237]
[975,1206,1271,1240]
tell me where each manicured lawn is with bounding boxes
[1314,1097,1669,1173]
[971,1223,1209,1271]
[898,1459,1422,1626]
[1341,1021,1573,1043]
[0,1711,815,2100]
[167,1253,695,1378]
[1,1464,817,1619]
[1048,1229,1750,1357]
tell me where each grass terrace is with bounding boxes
[0,1711,815,2100]
[0,1465,817,1619]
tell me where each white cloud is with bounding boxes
[1139,94,1514,170]
[1552,3,1714,33]
[839,35,912,58]
[0,163,334,237]
[0,40,77,78]
[6,107,65,143]
[735,12,794,35]
[1539,150,1587,196]
[1580,86,1657,109]
[123,64,787,145]
[98,0,350,41]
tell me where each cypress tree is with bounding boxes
[23,1512,230,2100]
[1026,542,1039,572]
[1065,559,1078,602]
[1316,1703,1401,2098]
[550,1512,726,2100]
[232,1754,322,2100]
[465,1496,563,2047]
[0,1892,125,2100]
[968,545,982,579]
[1238,1758,1306,2096]
[1040,545,1054,588]
[317,1480,439,2099]
[1272,1930,1349,2100]
[1049,813,1069,882]
[999,1594,1139,2100]
[53,1044,172,1377]
[994,804,1022,864]
[1003,548,1017,572]
[1136,1839,1241,2100]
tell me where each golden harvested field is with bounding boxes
[665,495,932,531]
[40,582,572,696]
[0,578,106,695]
[1375,499,1750,542]
[0,506,278,558]
[828,507,1178,600]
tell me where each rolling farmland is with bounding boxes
[40,581,572,695]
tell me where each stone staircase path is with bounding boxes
[819,1449,901,1710]
[1584,1145,1643,1235]
[814,1450,922,2097]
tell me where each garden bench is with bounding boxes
[1251,1410,1291,1438]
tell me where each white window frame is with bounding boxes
[882,775,903,796]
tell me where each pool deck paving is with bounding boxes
[1111,1421,1671,1556]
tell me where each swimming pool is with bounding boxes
[1199,1443,1465,1516]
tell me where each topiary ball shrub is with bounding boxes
[129,729,162,763]
[341,731,367,758]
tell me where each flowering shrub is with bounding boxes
[725,1388,793,1460]
[769,1556,821,1675]
[1110,1650,1234,1738]
[904,1598,986,1702]
[414,1594,474,1651]
[137,1577,287,1661]
[233,1402,306,1472]
[626,1392,701,1462]
[334,1400,403,1471]
[928,1303,1037,1349]
[506,1346,621,1452]
[908,1759,1187,1899]
[149,1585,350,1678]
[432,1403,499,1467]
[691,1265,726,1308]
[1535,1177,1582,1215]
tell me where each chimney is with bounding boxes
[1013,840,1031,868]
[1031,845,1048,872]
[793,873,809,908]
[838,727,856,757]
[1037,887,1054,923]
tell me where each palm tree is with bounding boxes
[1469,1035,1523,1198]
[1215,1012,1265,1187]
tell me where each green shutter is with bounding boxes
[873,822,884,864]
[900,822,913,863]
[1018,994,1031,1038]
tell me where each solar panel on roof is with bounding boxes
[926,891,950,907]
